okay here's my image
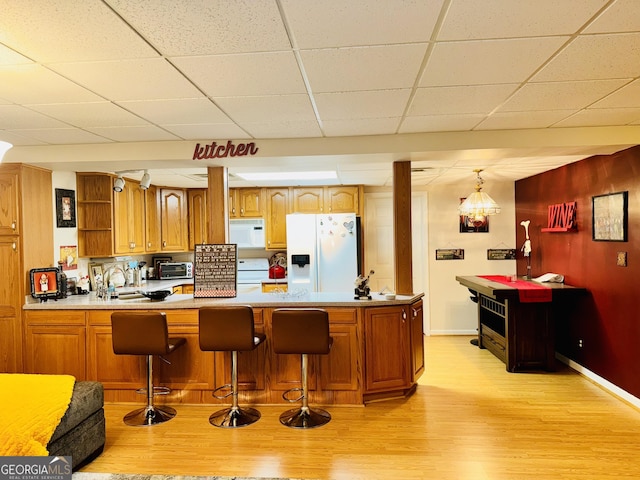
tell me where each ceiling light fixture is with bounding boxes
[236,171,337,182]
[458,169,501,220]
[113,176,125,193]
[140,170,151,190]
[0,140,13,162]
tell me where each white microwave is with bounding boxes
[229,218,266,248]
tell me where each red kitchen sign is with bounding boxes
[192,141,259,160]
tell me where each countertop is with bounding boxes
[24,279,423,310]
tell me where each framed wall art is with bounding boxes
[592,191,628,242]
[55,188,76,228]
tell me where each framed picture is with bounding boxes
[88,262,104,291]
[592,191,628,242]
[55,188,76,228]
[30,267,61,300]
[436,248,465,260]
[487,248,516,260]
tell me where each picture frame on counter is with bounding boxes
[88,262,103,291]
[193,243,237,298]
[55,188,76,228]
[29,267,61,301]
[592,191,628,242]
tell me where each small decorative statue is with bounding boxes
[354,270,375,300]
[520,220,532,279]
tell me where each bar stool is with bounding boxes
[199,306,266,428]
[111,311,186,426]
[271,308,333,429]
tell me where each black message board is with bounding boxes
[193,244,237,298]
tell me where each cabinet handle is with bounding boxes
[12,242,17,251]
[12,221,17,230]
[148,242,152,248]
[240,208,244,214]
[402,309,407,322]
[163,240,166,247]
[412,308,417,317]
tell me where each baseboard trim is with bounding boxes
[430,329,477,335]
[556,353,640,410]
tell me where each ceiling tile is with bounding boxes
[533,33,640,81]
[421,37,569,86]
[172,52,306,97]
[584,0,640,33]
[282,0,444,48]
[591,79,640,108]
[0,105,71,129]
[105,0,290,55]
[475,110,576,130]
[553,107,640,127]
[243,120,322,138]
[0,44,32,66]
[9,128,110,144]
[161,123,251,140]
[0,0,157,62]
[497,79,630,112]
[409,85,519,115]
[27,102,149,128]
[50,58,202,101]
[439,0,607,40]
[321,118,401,136]
[118,98,231,125]
[399,114,485,133]
[215,95,316,124]
[301,44,427,92]
[84,125,180,142]
[315,90,411,120]
[0,64,103,104]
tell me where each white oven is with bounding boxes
[237,258,269,293]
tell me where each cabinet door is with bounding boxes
[24,325,86,379]
[319,324,358,390]
[325,185,360,214]
[145,185,161,252]
[0,171,19,235]
[238,188,263,217]
[410,299,425,381]
[114,181,145,254]
[129,184,145,253]
[293,187,324,213]
[0,238,21,372]
[265,188,289,249]
[364,306,411,392]
[160,188,188,251]
[188,189,208,250]
[229,189,238,218]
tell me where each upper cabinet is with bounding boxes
[113,179,145,254]
[265,188,290,250]
[0,172,19,236]
[229,188,263,217]
[160,188,188,252]
[292,187,324,213]
[293,186,362,215]
[188,188,208,250]
[145,185,160,253]
[77,173,115,257]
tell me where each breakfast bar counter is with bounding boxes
[23,290,425,406]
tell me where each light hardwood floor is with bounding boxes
[78,336,640,480]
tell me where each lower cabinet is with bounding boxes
[410,299,425,381]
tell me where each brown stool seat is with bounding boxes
[272,308,333,428]
[111,311,186,426]
[199,306,265,428]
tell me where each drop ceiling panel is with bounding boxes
[243,120,322,139]
[583,0,640,33]
[399,114,485,133]
[118,98,231,125]
[0,0,157,62]
[322,118,401,137]
[409,85,519,115]
[161,123,251,140]
[282,0,444,48]
[315,90,411,120]
[554,107,640,127]
[27,102,150,128]
[105,0,291,55]
[533,33,640,82]
[0,105,71,129]
[11,128,110,144]
[84,125,179,142]
[301,44,427,92]
[172,52,307,97]
[215,95,316,124]
[591,79,640,108]
[439,0,608,39]
[497,79,630,112]
[421,37,569,87]
[475,110,576,130]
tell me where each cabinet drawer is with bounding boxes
[25,310,86,325]
[481,324,506,362]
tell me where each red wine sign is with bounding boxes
[542,201,577,232]
[192,141,259,160]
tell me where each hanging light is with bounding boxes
[0,140,13,162]
[458,169,501,221]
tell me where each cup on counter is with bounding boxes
[510,274,518,282]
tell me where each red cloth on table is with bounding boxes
[479,275,552,303]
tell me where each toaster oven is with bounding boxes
[158,262,193,279]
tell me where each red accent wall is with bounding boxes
[516,145,640,398]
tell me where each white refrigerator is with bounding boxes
[286,213,359,293]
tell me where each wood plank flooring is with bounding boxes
[78,336,640,480]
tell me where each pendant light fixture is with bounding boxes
[458,169,501,220]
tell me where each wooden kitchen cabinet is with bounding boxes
[24,311,86,379]
[364,305,411,394]
[237,188,264,217]
[188,188,208,250]
[228,188,238,217]
[265,187,289,250]
[292,187,324,213]
[160,188,188,252]
[77,173,114,257]
[325,185,362,215]
[113,178,145,254]
[410,299,425,381]
[145,185,161,253]
[0,164,53,373]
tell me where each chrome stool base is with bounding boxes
[209,406,261,428]
[279,406,331,429]
[124,405,177,426]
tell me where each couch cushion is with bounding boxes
[49,381,104,443]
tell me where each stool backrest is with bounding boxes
[272,308,330,354]
[199,305,256,352]
[111,311,170,355]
